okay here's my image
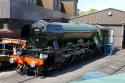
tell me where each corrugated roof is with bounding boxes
[70,8,125,25]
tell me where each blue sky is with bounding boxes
[78,0,125,11]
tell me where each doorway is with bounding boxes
[21,25,31,40]
[122,25,125,49]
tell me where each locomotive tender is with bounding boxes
[10,20,108,76]
[0,38,26,68]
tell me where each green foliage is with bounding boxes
[31,0,37,3]
[79,8,98,16]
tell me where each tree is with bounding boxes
[79,8,98,16]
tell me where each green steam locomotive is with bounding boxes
[10,20,113,76]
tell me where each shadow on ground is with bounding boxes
[0,66,15,73]
[47,54,108,77]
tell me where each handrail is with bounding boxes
[0,49,13,52]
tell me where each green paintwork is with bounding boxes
[47,22,99,39]
[52,22,97,32]
[32,20,97,32]
[63,32,92,39]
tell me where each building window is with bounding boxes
[108,11,112,16]
[55,0,58,7]
[23,0,37,5]
[31,0,37,4]
[3,23,8,29]
[54,0,61,10]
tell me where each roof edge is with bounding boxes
[71,8,125,20]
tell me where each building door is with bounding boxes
[122,25,125,49]
[21,25,31,40]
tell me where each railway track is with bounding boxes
[0,72,42,83]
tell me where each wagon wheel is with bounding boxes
[16,64,23,74]
[84,50,89,60]
[63,57,70,65]
[76,53,83,62]
[80,51,86,59]
[23,64,29,75]
[35,65,48,77]
[0,62,1,67]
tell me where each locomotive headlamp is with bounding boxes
[39,53,48,60]
[34,28,40,32]
[10,58,14,64]
[30,61,36,67]
[10,58,18,64]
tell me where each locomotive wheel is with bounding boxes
[80,53,85,59]
[16,64,23,75]
[23,64,29,75]
[35,67,39,77]
[0,62,2,67]
[76,54,82,62]
[56,62,64,69]
[84,51,89,60]
[64,57,70,65]
[69,55,74,64]
[35,66,48,77]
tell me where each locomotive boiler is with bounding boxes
[31,20,101,48]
